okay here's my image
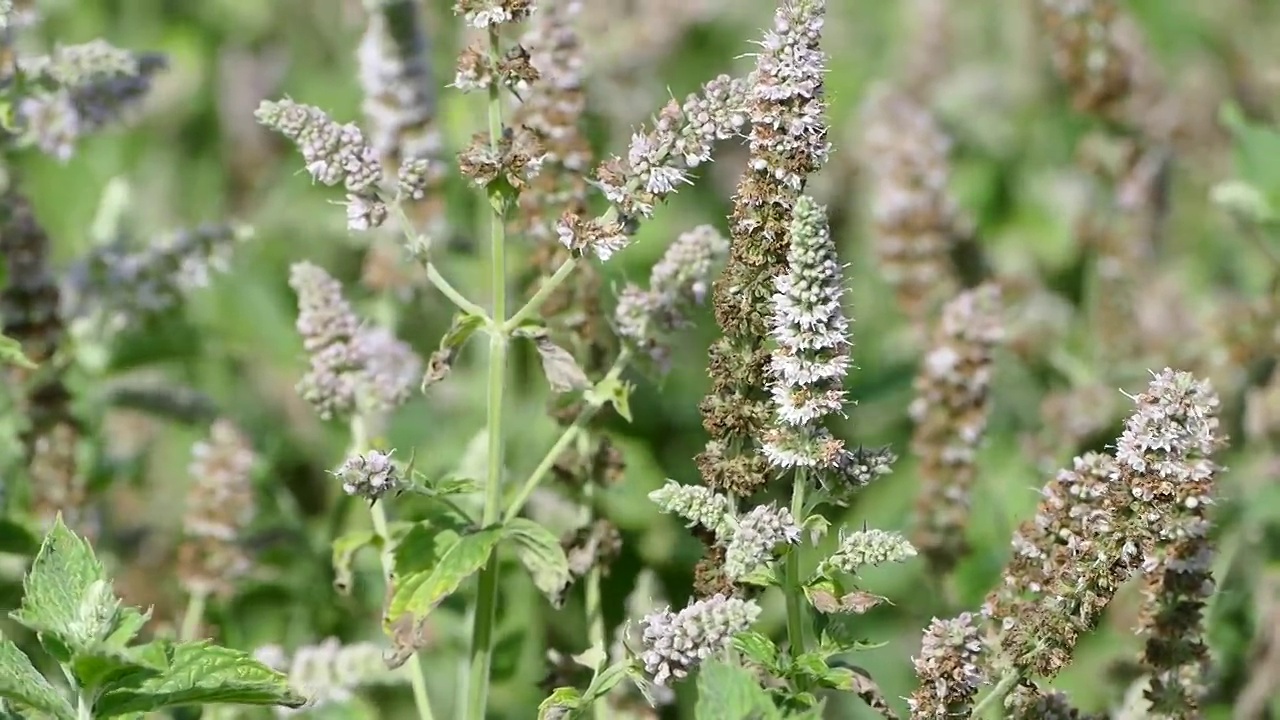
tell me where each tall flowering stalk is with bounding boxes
[909,284,1003,579]
[177,419,258,641]
[0,188,87,534]
[969,369,1225,713]
[695,0,833,604]
[859,86,964,335]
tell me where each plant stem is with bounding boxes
[178,590,207,641]
[351,417,438,720]
[972,668,1023,719]
[583,478,608,720]
[502,350,629,523]
[390,200,490,320]
[504,257,577,332]
[465,28,510,720]
[784,472,808,659]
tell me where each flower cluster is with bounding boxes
[614,225,729,367]
[698,0,833,504]
[62,223,252,338]
[648,480,733,538]
[255,638,408,717]
[14,39,167,161]
[1118,369,1222,714]
[907,613,988,719]
[556,74,748,260]
[288,262,421,420]
[722,504,800,580]
[760,195,851,470]
[177,420,258,599]
[332,450,403,502]
[639,593,761,686]
[821,529,918,576]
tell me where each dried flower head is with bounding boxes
[454,0,534,29]
[178,419,257,599]
[639,593,761,686]
[907,613,988,719]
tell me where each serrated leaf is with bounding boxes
[585,376,632,422]
[94,640,305,716]
[0,334,36,369]
[504,519,572,608]
[516,326,589,393]
[70,645,163,695]
[10,516,114,656]
[0,636,76,719]
[331,531,378,595]
[537,687,583,719]
[386,525,503,625]
[422,311,486,390]
[731,632,781,674]
[695,660,777,720]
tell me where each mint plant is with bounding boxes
[0,517,303,719]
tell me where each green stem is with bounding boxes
[502,350,630,523]
[784,472,808,659]
[179,590,207,642]
[583,480,607,720]
[465,28,510,720]
[972,669,1023,719]
[352,417,439,720]
[504,258,577,332]
[390,200,490,320]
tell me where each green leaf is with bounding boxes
[1221,103,1280,209]
[731,632,781,674]
[423,311,487,390]
[582,660,631,702]
[504,519,572,608]
[331,530,378,595]
[101,606,150,650]
[695,660,777,720]
[514,326,589,394]
[585,376,633,423]
[0,636,76,719]
[787,652,855,692]
[10,516,115,656]
[0,334,36,369]
[94,640,305,716]
[386,524,503,625]
[70,645,163,696]
[0,519,41,556]
[537,687,583,719]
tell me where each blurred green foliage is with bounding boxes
[4,0,1280,718]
